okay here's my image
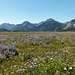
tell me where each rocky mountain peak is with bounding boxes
[46,18,55,22]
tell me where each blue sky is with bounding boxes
[0,0,75,24]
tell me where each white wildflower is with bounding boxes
[50,58,53,60]
[64,67,67,71]
[69,67,72,70]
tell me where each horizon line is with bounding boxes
[0,18,74,25]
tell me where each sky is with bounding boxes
[0,0,75,24]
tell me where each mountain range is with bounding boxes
[0,18,75,32]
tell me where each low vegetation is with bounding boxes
[0,32,75,75]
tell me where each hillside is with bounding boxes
[0,28,9,32]
[1,18,75,32]
[0,23,15,30]
[12,21,37,31]
[30,18,64,31]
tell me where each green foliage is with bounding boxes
[0,32,75,75]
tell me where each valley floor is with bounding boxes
[0,32,75,75]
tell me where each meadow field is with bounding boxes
[0,32,75,75]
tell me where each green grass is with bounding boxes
[0,32,75,75]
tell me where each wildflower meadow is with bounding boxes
[0,32,75,75]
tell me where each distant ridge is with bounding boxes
[0,28,9,32]
[11,21,36,31]
[0,18,75,32]
[0,23,15,30]
[30,18,64,31]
